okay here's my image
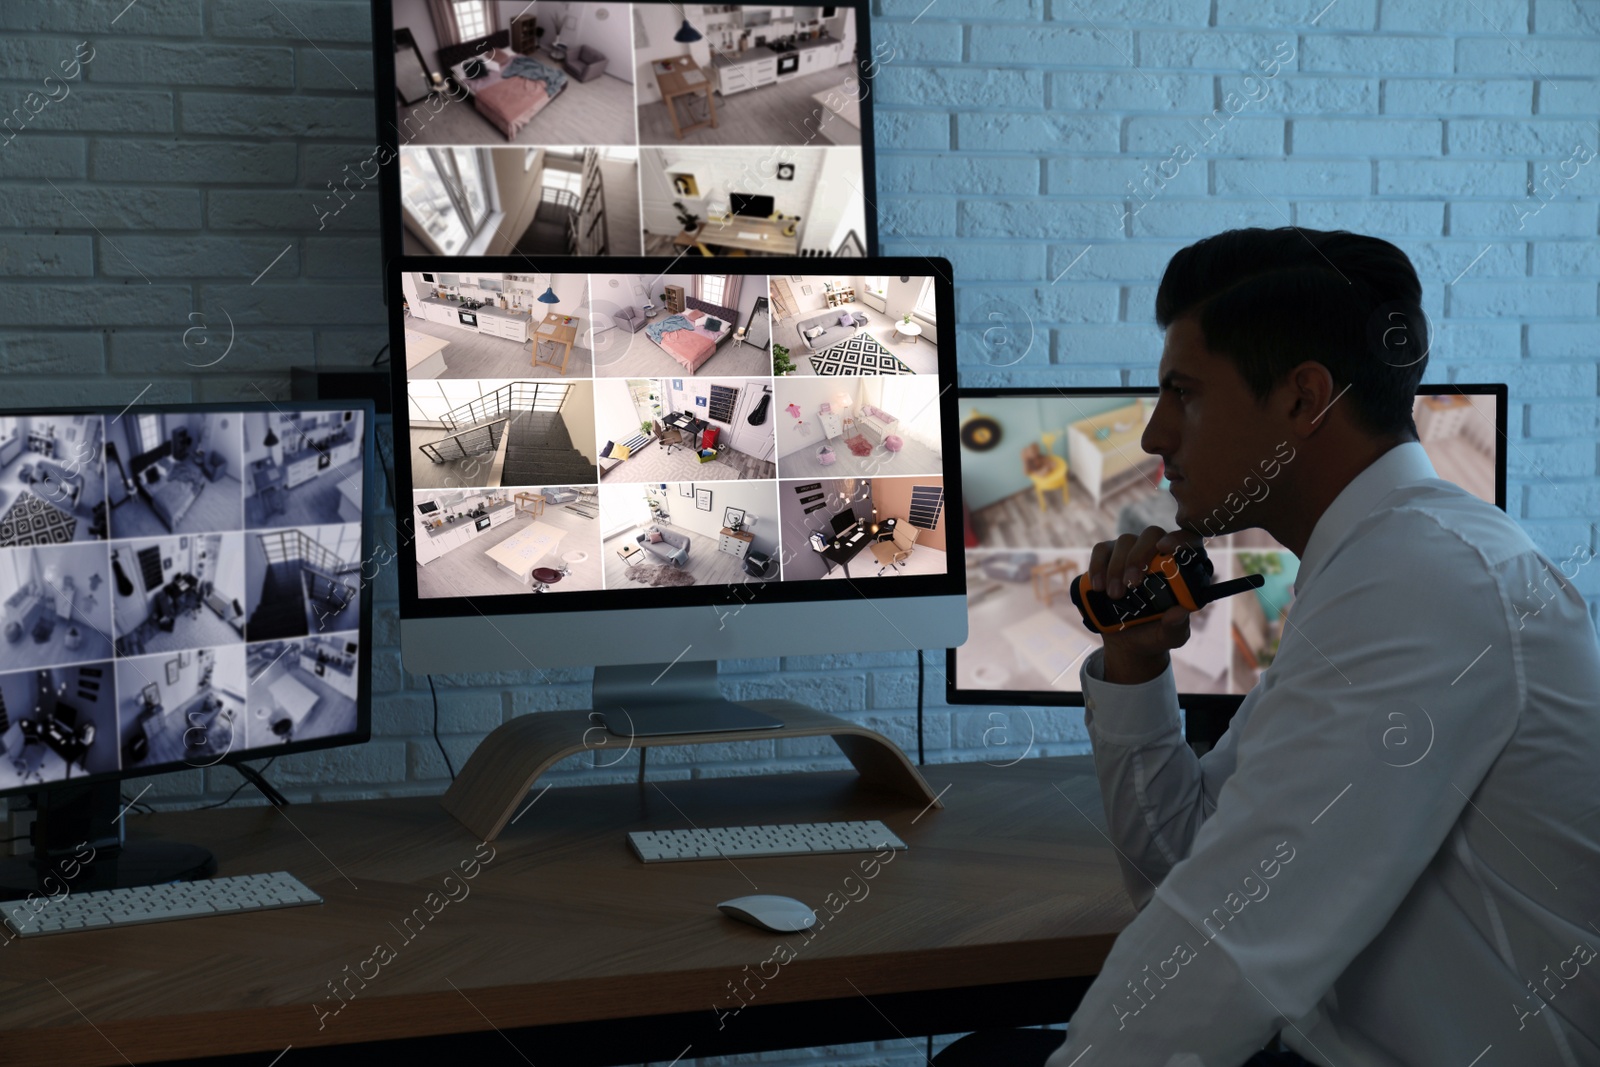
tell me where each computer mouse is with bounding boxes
[717,894,817,934]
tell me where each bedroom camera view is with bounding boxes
[0,406,365,791]
[590,272,770,377]
[952,392,1501,696]
[401,268,952,595]
[386,3,873,259]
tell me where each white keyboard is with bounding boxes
[736,231,765,240]
[629,820,908,863]
[0,871,322,938]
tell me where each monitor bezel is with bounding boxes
[945,382,1510,709]
[0,399,378,803]
[371,0,884,278]
[388,254,964,621]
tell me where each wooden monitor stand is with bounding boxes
[441,701,943,840]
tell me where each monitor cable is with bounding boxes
[430,674,456,780]
[231,761,290,807]
[370,342,390,367]
[916,650,926,766]
[196,757,281,810]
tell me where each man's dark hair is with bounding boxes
[1154,227,1428,439]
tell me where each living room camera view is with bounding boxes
[771,274,938,375]
[952,394,1501,696]
[0,408,364,791]
[388,4,870,259]
[401,271,594,379]
[0,415,109,546]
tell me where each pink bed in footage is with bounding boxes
[471,74,555,139]
[652,309,734,373]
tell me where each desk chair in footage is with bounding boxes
[871,524,918,575]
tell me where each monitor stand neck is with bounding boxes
[593,660,784,738]
[0,780,216,898]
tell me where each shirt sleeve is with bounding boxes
[1048,512,1523,1067]
[1077,647,1222,911]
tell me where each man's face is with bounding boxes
[1142,317,1285,537]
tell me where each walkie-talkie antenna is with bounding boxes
[1193,573,1266,607]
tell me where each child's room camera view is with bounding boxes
[954,393,1501,697]
[774,375,943,479]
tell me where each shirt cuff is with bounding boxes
[1081,646,1183,745]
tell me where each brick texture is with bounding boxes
[0,4,1595,1061]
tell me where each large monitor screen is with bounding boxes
[389,257,961,669]
[0,403,374,798]
[948,386,1507,707]
[376,2,879,262]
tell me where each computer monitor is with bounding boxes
[732,193,776,219]
[946,385,1508,718]
[390,256,964,733]
[373,2,881,265]
[0,401,376,895]
[831,507,857,536]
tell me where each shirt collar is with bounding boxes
[1293,440,1438,595]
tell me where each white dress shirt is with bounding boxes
[1046,441,1600,1067]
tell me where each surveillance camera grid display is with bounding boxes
[387,3,875,261]
[0,409,364,793]
[953,392,1500,698]
[401,270,949,597]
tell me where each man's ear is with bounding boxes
[1285,361,1337,431]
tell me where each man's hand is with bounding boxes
[1087,527,1209,685]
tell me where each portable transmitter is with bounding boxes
[1069,549,1266,635]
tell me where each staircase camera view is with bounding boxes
[401,268,951,597]
[388,4,870,259]
[0,407,364,794]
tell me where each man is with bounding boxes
[943,228,1600,1066]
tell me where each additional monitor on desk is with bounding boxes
[373,1,881,264]
[0,401,376,894]
[389,255,964,731]
[731,193,776,219]
[947,385,1507,711]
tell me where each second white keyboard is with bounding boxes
[1,871,322,938]
[629,820,908,862]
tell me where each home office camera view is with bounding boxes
[952,391,1502,698]
[399,268,948,598]
[389,2,873,259]
[0,408,366,793]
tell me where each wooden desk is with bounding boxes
[673,217,800,256]
[654,56,716,139]
[0,756,1131,1066]
[532,312,577,375]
